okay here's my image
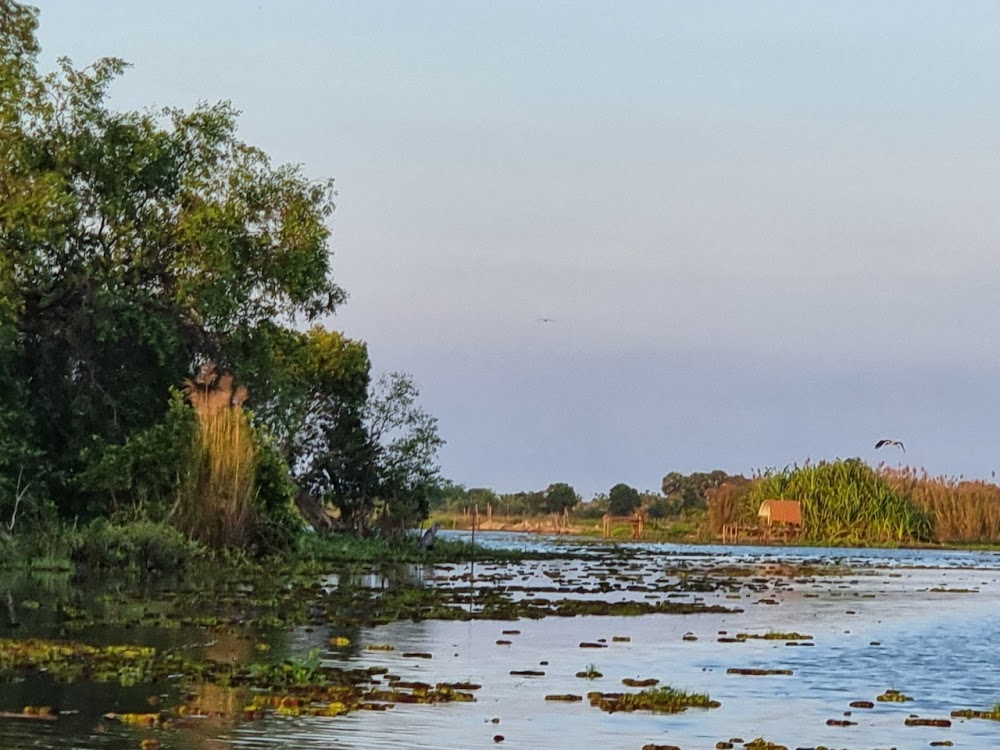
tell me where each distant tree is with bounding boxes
[465,487,499,511]
[543,483,579,514]
[661,470,735,513]
[608,483,641,516]
[423,479,464,512]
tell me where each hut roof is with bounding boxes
[757,499,802,525]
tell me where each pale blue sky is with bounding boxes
[33,1,1000,496]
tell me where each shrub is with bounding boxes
[70,520,197,571]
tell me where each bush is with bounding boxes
[70,520,197,572]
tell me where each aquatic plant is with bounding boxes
[587,685,719,713]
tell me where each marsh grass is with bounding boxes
[883,467,1000,543]
[172,371,259,549]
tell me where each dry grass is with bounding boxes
[171,366,258,549]
[705,479,751,534]
[882,466,1000,544]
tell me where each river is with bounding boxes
[2,533,999,749]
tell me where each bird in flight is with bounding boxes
[535,317,556,324]
[875,439,905,452]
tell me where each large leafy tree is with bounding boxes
[1,1,345,518]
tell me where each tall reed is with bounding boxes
[706,479,751,534]
[882,466,1000,543]
[172,369,259,549]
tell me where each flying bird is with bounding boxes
[874,439,905,453]
[535,317,556,324]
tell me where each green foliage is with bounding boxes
[543,483,579,514]
[0,7,345,519]
[249,441,302,553]
[70,520,197,571]
[608,483,641,516]
[76,389,197,520]
[306,372,444,538]
[746,459,932,543]
[0,2,452,553]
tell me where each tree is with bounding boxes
[301,372,444,537]
[543,483,579,514]
[1,1,346,521]
[608,483,641,516]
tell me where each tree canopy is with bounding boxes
[608,483,641,516]
[0,1,442,544]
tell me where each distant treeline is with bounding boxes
[432,470,741,521]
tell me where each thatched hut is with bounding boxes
[757,499,802,528]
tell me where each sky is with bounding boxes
[30,1,1000,497]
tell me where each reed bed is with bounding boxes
[744,459,931,544]
[882,467,1000,544]
[172,370,259,549]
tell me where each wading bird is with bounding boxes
[874,439,905,453]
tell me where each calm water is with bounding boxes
[3,534,1000,749]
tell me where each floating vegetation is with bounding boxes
[587,685,719,714]
[622,678,659,687]
[365,644,395,651]
[576,664,602,679]
[849,700,874,709]
[904,717,951,727]
[611,636,630,642]
[736,632,813,641]
[742,739,787,750]
[545,694,583,701]
[726,668,793,676]
[950,707,1000,721]
[877,689,913,702]
[0,639,156,686]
